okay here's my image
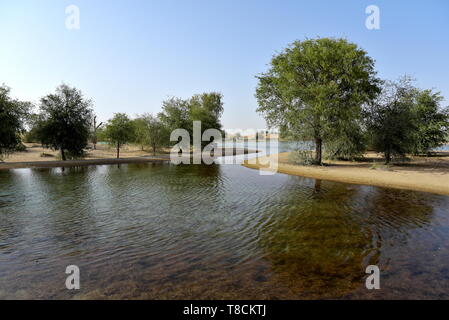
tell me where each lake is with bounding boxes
[1,161,449,299]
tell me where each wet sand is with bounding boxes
[243,151,449,196]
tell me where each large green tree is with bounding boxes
[104,113,135,158]
[256,38,380,165]
[0,85,30,159]
[36,84,92,160]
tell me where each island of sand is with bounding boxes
[243,151,449,196]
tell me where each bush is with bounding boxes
[288,149,317,165]
[15,142,27,152]
[324,134,366,161]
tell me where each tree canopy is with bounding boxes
[104,113,135,158]
[35,84,92,160]
[0,85,30,159]
[133,113,170,155]
[158,92,224,147]
[411,89,449,155]
[256,38,381,164]
[365,77,449,162]
[364,77,418,163]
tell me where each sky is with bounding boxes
[1,0,448,130]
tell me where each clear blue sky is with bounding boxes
[1,0,448,130]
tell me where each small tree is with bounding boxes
[133,114,170,155]
[104,113,135,158]
[158,93,224,148]
[0,85,30,159]
[132,117,148,151]
[365,77,417,163]
[37,84,92,160]
[147,114,169,156]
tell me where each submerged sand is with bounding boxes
[243,151,449,196]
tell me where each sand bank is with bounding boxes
[243,152,449,196]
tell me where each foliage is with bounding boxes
[158,92,224,147]
[256,38,380,165]
[36,84,93,160]
[324,121,366,160]
[133,114,170,155]
[288,149,316,166]
[410,90,449,155]
[0,85,30,159]
[104,113,135,158]
[15,142,27,152]
[158,97,191,135]
[364,77,417,163]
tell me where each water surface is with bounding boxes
[0,163,448,299]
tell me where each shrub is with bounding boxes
[288,149,317,165]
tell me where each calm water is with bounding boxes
[0,162,449,299]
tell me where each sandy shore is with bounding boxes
[0,143,257,170]
[243,151,449,196]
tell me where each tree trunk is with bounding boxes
[117,143,120,159]
[385,151,391,164]
[315,137,322,165]
[61,149,66,161]
[152,144,156,156]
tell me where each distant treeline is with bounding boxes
[0,83,224,160]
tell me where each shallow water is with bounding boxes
[0,163,448,299]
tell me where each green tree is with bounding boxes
[37,84,92,160]
[158,93,224,147]
[256,38,380,165]
[104,113,135,158]
[411,89,449,155]
[134,113,170,155]
[23,113,45,143]
[188,92,224,147]
[0,85,30,159]
[132,117,149,151]
[158,97,191,136]
[364,77,417,163]
[324,121,367,160]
